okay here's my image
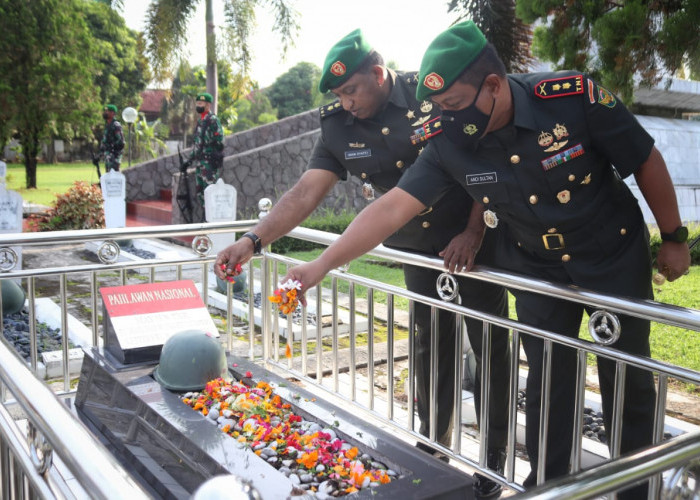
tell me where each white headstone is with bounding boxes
[204,178,237,254]
[100,170,126,228]
[0,184,23,271]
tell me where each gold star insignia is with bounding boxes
[406,110,415,120]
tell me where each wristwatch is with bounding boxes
[241,232,262,254]
[660,225,688,243]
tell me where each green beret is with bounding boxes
[416,21,487,101]
[318,29,372,93]
[104,104,117,113]
[196,92,213,103]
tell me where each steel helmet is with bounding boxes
[1,280,26,316]
[153,329,232,391]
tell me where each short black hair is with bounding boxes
[355,50,385,74]
[456,44,506,87]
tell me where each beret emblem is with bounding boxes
[330,61,346,76]
[423,72,444,91]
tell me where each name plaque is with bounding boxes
[101,280,219,364]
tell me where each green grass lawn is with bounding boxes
[286,248,700,376]
[6,162,100,206]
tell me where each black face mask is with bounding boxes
[102,112,109,119]
[441,77,494,150]
[195,105,206,113]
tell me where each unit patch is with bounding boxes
[410,117,442,145]
[597,86,617,108]
[535,75,584,99]
[344,149,371,160]
[466,172,497,185]
[541,143,584,171]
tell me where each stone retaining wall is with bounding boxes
[125,109,320,203]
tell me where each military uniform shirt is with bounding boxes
[399,71,655,263]
[308,69,474,255]
[99,119,125,169]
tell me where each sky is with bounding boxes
[121,0,463,88]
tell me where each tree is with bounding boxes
[0,0,100,188]
[82,1,151,108]
[516,0,700,103]
[266,62,325,118]
[447,0,534,73]
[161,60,256,144]
[143,0,299,112]
[230,90,278,133]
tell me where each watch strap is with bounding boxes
[241,232,262,254]
[660,225,688,243]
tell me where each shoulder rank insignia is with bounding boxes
[410,116,442,145]
[320,101,343,118]
[535,75,584,99]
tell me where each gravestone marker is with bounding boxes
[204,178,237,255]
[0,182,23,271]
[100,169,126,228]
[101,280,219,364]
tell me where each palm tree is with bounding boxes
[144,0,298,112]
[447,0,534,73]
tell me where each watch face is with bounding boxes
[678,226,689,242]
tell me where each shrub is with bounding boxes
[30,181,104,231]
[271,208,357,254]
[649,224,700,265]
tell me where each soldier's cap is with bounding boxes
[104,104,117,113]
[318,28,373,93]
[196,92,213,103]
[416,21,487,101]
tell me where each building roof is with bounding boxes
[139,89,168,114]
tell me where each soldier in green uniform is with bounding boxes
[216,29,510,498]
[282,22,691,499]
[99,104,125,172]
[182,92,225,220]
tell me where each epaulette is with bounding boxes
[534,74,584,99]
[320,101,343,118]
[402,71,419,86]
[410,116,442,145]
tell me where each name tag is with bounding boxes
[344,148,372,160]
[466,172,497,185]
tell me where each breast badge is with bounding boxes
[557,190,571,204]
[539,123,570,152]
[483,210,499,228]
[420,100,433,113]
[362,182,375,201]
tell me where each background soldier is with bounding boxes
[215,29,510,499]
[182,92,224,220]
[98,104,125,172]
[282,21,691,500]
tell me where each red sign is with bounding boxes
[101,280,204,316]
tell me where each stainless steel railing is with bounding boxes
[0,220,697,498]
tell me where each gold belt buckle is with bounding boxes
[542,233,565,250]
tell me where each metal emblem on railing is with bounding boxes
[27,422,53,474]
[588,310,621,345]
[97,241,120,264]
[192,235,213,256]
[662,459,700,499]
[0,247,18,272]
[258,198,272,218]
[436,273,459,302]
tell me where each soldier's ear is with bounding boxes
[372,65,387,87]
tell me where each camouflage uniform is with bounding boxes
[99,119,125,172]
[188,111,224,211]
